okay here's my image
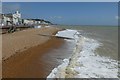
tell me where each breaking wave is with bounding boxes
[47,29,118,78]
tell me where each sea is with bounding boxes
[47,25,119,79]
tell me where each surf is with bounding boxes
[47,29,118,78]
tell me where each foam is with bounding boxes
[71,37,118,78]
[55,29,80,39]
[47,59,69,79]
[47,29,118,78]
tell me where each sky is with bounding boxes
[2,2,118,25]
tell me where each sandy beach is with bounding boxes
[1,2,118,79]
[2,27,61,60]
[2,27,64,78]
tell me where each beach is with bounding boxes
[2,27,66,78]
[2,25,118,78]
[2,27,61,60]
[1,2,118,79]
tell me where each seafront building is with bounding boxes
[23,19,42,25]
[0,11,22,27]
[23,19,35,25]
[0,11,52,27]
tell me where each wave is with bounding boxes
[47,29,118,78]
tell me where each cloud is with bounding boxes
[115,16,120,20]
[2,3,20,13]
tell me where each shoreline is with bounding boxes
[2,26,64,78]
[2,27,62,61]
[47,27,118,78]
[3,37,65,78]
[2,26,118,78]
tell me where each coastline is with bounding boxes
[2,25,118,78]
[2,26,64,78]
[2,27,62,60]
[47,26,118,78]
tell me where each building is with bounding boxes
[12,11,22,25]
[0,11,52,27]
[32,19,41,24]
[0,14,12,26]
[0,11,22,26]
[23,19,43,25]
[23,19,34,25]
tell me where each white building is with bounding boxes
[12,11,22,25]
[0,11,52,27]
[32,19,41,24]
[0,14,12,26]
[23,19,34,25]
[0,11,22,26]
[23,19,42,25]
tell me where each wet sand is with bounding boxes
[2,35,74,78]
[3,37,66,78]
[2,27,61,60]
[2,27,66,78]
[2,26,75,78]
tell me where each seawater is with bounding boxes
[58,25,118,60]
[47,25,118,78]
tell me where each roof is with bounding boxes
[0,13,13,18]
